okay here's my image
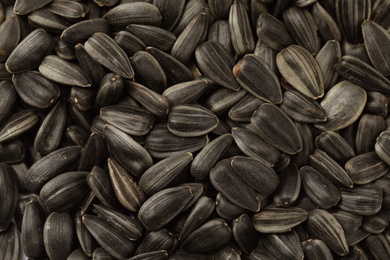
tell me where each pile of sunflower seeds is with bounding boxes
[1,0,390,259]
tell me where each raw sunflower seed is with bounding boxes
[215,192,248,221]
[365,91,388,117]
[68,249,89,260]
[302,239,333,260]
[251,103,302,155]
[330,209,362,234]
[95,73,124,109]
[311,2,341,42]
[315,131,355,165]
[75,43,106,87]
[233,54,282,104]
[261,231,304,260]
[228,94,264,122]
[0,140,25,164]
[0,163,18,232]
[163,79,209,105]
[205,87,247,114]
[361,209,390,234]
[27,9,70,34]
[153,0,185,31]
[231,214,257,255]
[375,131,390,165]
[13,0,52,15]
[47,0,88,18]
[0,109,39,143]
[61,18,110,46]
[75,210,97,257]
[276,44,324,99]
[208,19,234,57]
[135,228,178,255]
[0,81,17,123]
[5,28,55,74]
[371,0,390,30]
[92,247,113,260]
[346,228,370,246]
[362,234,390,259]
[114,30,146,57]
[273,164,301,207]
[77,133,107,171]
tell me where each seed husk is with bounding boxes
[228,94,264,123]
[0,140,25,164]
[205,87,247,114]
[75,210,97,257]
[315,131,356,165]
[0,109,39,143]
[362,233,390,259]
[331,209,363,234]
[13,0,52,15]
[208,19,234,57]
[361,209,390,234]
[27,8,71,34]
[302,239,333,260]
[0,81,17,124]
[0,163,18,232]
[75,43,106,87]
[130,250,169,260]
[153,0,185,31]
[61,18,109,46]
[262,231,304,260]
[371,0,390,30]
[312,2,342,42]
[163,79,209,106]
[0,15,21,63]
[273,164,301,207]
[77,133,107,172]
[135,228,178,255]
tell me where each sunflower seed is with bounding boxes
[361,209,390,234]
[104,125,153,177]
[102,2,162,30]
[43,212,74,260]
[228,94,264,122]
[0,140,24,164]
[83,214,136,259]
[92,247,114,260]
[330,209,362,234]
[61,18,109,46]
[371,0,390,30]
[13,0,52,15]
[362,233,390,259]
[233,54,282,103]
[272,164,300,207]
[139,152,193,195]
[208,19,234,57]
[205,87,247,114]
[375,131,390,165]
[162,79,209,105]
[262,230,304,260]
[172,0,208,36]
[107,158,145,212]
[0,163,18,232]
[249,249,272,260]
[0,109,39,143]
[215,192,248,220]
[346,228,370,246]
[302,239,333,260]
[68,249,89,260]
[365,91,388,117]
[0,63,12,80]
[195,41,240,91]
[153,0,185,31]
[46,0,88,18]
[94,73,124,109]
[6,28,54,74]
[315,130,355,165]
[251,103,302,154]
[28,8,71,34]
[75,43,106,87]
[75,210,97,257]
[0,15,21,63]
[0,222,19,260]
[315,80,367,131]
[77,133,107,171]
[130,250,169,260]
[0,81,17,123]
[215,246,240,260]
[114,30,146,57]
[138,184,203,230]
[300,165,341,209]
[136,228,178,255]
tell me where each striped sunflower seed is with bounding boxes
[228,94,264,122]
[233,54,282,104]
[276,44,324,99]
[330,209,362,234]
[139,152,193,195]
[302,239,333,260]
[114,30,146,57]
[365,91,388,117]
[180,218,231,254]
[362,234,390,259]
[162,79,209,105]
[129,250,169,260]
[75,210,97,257]
[47,0,88,18]
[39,55,92,87]
[362,19,390,76]
[371,0,390,30]
[292,122,315,167]
[232,214,257,255]
[253,39,278,74]
[77,133,107,171]
[107,158,145,212]
[172,0,208,37]
[25,146,82,192]
[70,86,95,111]
[61,18,110,46]
[311,2,341,42]
[0,109,39,143]
[27,9,70,34]
[43,212,74,260]
[0,163,18,232]
[205,87,247,114]
[273,164,301,207]
[251,103,302,155]
[135,228,178,255]
[92,247,114,260]
[308,209,349,256]
[252,206,307,233]
[346,228,370,246]
[315,131,355,165]
[262,231,304,260]
[95,73,123,109]
[0,15,21,63]
[138,184,203,230]
[153,0,185,31]
[375,131,390,165]
[0,81,17,123]
[208,19,234,57]
[0,140,25,164]
[215,246,240,260]
[0,222,19,260]
[54,39,76,60]
[361,209,390,234]
[6,28,54,74]
[208,0,231,18]
[315,80,367,131]
[13,0,52,15]
[75,43,106,87]
[215,193,248,221]
[68,249,89,260]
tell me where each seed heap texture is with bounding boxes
[1,0,390,259]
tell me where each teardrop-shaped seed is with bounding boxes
[280,90,327,123]
[126,24,176,53]
[346,152,389,185]
[179,196,215,241]
[101,105,154,136]
[181,218,231,254]
[138,184,203,230]
[371,0,390,30]
[102,2,162,30]
[256,13,294,51]
[75,43,106,87]
[168,104,219,137]
[338,184,383,216]
[95,73,123,109]
[0,81,17,124]
[68,249,89,260]
[233,54,282,104]
[13,0,52,15]
[163,79,208,106]
[315,40,342,92]
[308,209,349,256]
[253,206,307,233]
[83,214,135,259]
[107,158,146,212]
[315,80,367,131]
[171,12,208,63]
[70,86,95,111]
[273,164,301,207]
[27,9,71,34]
[229,0,254,55]
[346,228,370,246]
[311,2,342,42]
[92,247,113,260]
[40,171,89,212]
[215,193,248,221]
[208,19,234,57]
[0,222,19,260]
[61,18,110,46]
[172,0,208,37]
[146,46,194,85]
[300,166,341,209]
[292,122,315,167]
[25,146,82,192]
[336,0,371,44]
[43,212,74,260]
[262,231,304,260]
[191,133,233,181]
[205,87,247,114]
[0,140,25,164]
[210,159,261,212]
[135,229,177,255]
[75,210,97,257]
[146,124,209,158]
[335,55,390,92]
[309,149,354,188]
[208,0,231,18]
[195,41,240,91]
[114,30,146,58]
[84,32,134,79]
[231,214,257,255]
[231,156,279,196]
[47,0,88,18]
[153,0,185,31]
[6,29,55,74]
[39,55,91,87]
[0,109,39,143]
[315,131,355,165]
[228,94,264,122]
[365,91,388,117]
[139,152,193,195]
[0,15,21,63]
[77,133,107,172]
[276,45,324,99]
[0,163,18,232]
[375,131,390,165]
[87,166,119,209]
[330,209,362,234]
[361,209,390,234]
[283,7,320,55]
[104,125,153,177]
[362,233,390,259]
[302,239,333,260]
[251,103,302,154]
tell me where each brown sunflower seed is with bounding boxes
[138,184,203,230]
[195,41,240,91]
[233,54,282,103]
[262,231,304,260]
[338,184,383,216]
[135,228,178,255]
[0,109,39,143]
[0,163,18,232]
[315,80,367,131]
[180,218,231,254]
[302,239,333,260]
[315,131,355,165]
[273,164,301,207]
[104,124,153,177]
[0,15,21,63]
[300,166,341,209]
[330,209,362,234]
[139,152,193,195]
[43,212,74,260]
[13,0,52,15]
[83,214,135,259]
[251,103,302,155]
[210,159,261,212]
[102,2,162,30]
[107,158,146,212]
[77,133,107,171]
[6,28,55,74]
[277,44,324,99]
